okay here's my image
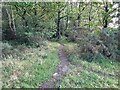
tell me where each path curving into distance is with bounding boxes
[39,44,69,88]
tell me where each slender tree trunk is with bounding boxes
[22,7,28,31]
[114,2,120,61]
[103,2,109,28]
[14,5,28,30]
[117,2,120,50]
[22,16,28,28]
[11,7,16,34]
[34,1,38,28]
[6,6,16,40]
[88,2,92,30]
[77,2,87,27]
[56,11,60,39]
[77,3,81,27]
[65,15,68,30]
[117,26,120,61]
[56,2,61,39]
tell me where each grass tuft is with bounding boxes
[60,43,119,88]
[2,41,60,88]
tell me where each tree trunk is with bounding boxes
[34,1,38,28]
[56,2,61,39]
[103,2,109,28]
[22,8,28,31]
[65,15,68,31]
[118,2,120,50]
[88,3,92,30]
[6,5,16,40]
[77,3,81,27]
[56,11,61,39]
[115,2,120,61]
[22,16,27,26]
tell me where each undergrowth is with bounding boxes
[2,41,60,88]
[60,43,119,88]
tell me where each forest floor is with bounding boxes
[2,41,119,88]
[60,43,119,88]
[2,41,60,88]
[39,44,69,88]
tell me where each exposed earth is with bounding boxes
[39,45,69,88]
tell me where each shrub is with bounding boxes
[2,42,13,58]
[78,28,118,61]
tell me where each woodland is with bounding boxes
[1,1,120,88]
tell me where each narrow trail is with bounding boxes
[39,44,69,88]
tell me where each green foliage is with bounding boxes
[2,2,118,42]
[58,36,68,44]
[2,2,119,88]
[1,42,12,58]
[2,42,13,50]
[2,41,60,88]
[61,68,118,88]
[60,52,119,88]
[15,2,33,7]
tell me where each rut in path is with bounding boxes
[39,45,69,88]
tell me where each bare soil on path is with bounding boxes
[39,44,69,88]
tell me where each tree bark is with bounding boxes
[56,5,61,39]
[56,2,62,39]
[77,3,81,27]
[103,2,109,28]
[77,2,88,27]
[88,2,92,30]
[21,7,28,31]
[6,5,16,40]
[117,2,120,50]
[34,1,38,28]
